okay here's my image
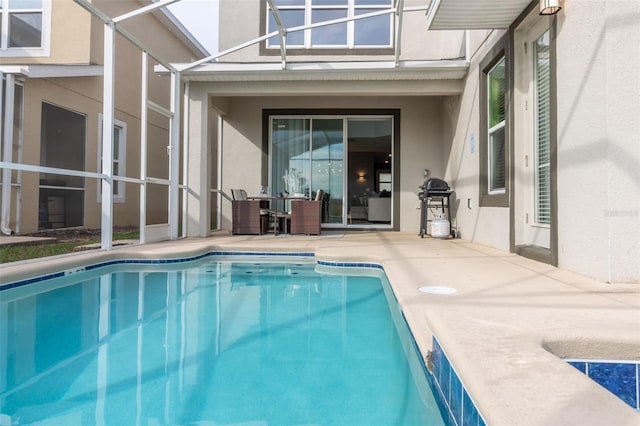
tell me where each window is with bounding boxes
[377,171,391,192]
[479,35,508,207]
[98,115,127,203]
[487,58,506,194]
[267,0,393,49]
[0,0,51,57]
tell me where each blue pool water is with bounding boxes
[0,259,445,425]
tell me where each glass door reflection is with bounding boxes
[311,119,344,224]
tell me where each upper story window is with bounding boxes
[0,0,51,57]
[267,0,393,49]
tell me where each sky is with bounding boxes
[167,0,219,54]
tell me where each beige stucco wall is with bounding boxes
[92,0,205,65]
[0,0,92,66]
[217,0,465,63]
[14,76,146,232]
[441,29,511,251]
[190,90,449,234]
[555,1,640,283]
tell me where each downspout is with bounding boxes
[1,72,15,235]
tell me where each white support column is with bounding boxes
[168,71,181,240]
[140,51,149,244]
[101,22,116,250]
[216,113,223,232]
[0,72,4,139]
[181,81,190,238]
[186,85,210,237]
[1,73,15,235]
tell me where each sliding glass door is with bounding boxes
[346,118,392,226]
[271,118,310,197]
[311,119,343,224]
[270,115,393,228]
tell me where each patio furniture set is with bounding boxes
[231,189,324,236]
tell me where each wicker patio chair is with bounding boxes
[231,189,269,235]
[290,189,323,235]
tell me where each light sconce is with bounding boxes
[539,0,562,15]
[357,172,367,181]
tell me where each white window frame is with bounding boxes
[266,0,393,50]
[0,0,51,57]
[487,58,506,195]
[97,114,127,204]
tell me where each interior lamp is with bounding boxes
[539,0,562,15]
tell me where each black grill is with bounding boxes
[419,178,451,197]
[418,178,453,238]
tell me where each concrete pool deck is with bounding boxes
[1,231,639,425]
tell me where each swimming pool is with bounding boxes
[0,257,446,425]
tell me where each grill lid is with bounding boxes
[420,178,450,192]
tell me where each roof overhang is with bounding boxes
[426,0,533,30]
[161,60,468,96]
[0,64,103,78]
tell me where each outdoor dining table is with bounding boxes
[247,194,309,235]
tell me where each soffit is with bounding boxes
[427,0,533,30]
[173,60,468,95]
[178,60,467,82]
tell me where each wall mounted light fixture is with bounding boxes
[539,0,562,15]
[357,172,366,181]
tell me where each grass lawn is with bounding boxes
[0,229,139,264]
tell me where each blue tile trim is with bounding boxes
[430,336,487,426]
[393,308,452,425]
[316,260,384,269]
[2,253,386,292]
[567,358,640,410]
[0,251,316,291]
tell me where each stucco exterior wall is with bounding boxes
[205,94,447,233]
[15,77,145,232]
[442,30,511,251]
[0,0,92,66]
[555,1,640,283]
[217,0,465,63]
[92,1,205,64]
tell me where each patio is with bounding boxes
[1,232,638,425]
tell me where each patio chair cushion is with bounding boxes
[231,189,248,201]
